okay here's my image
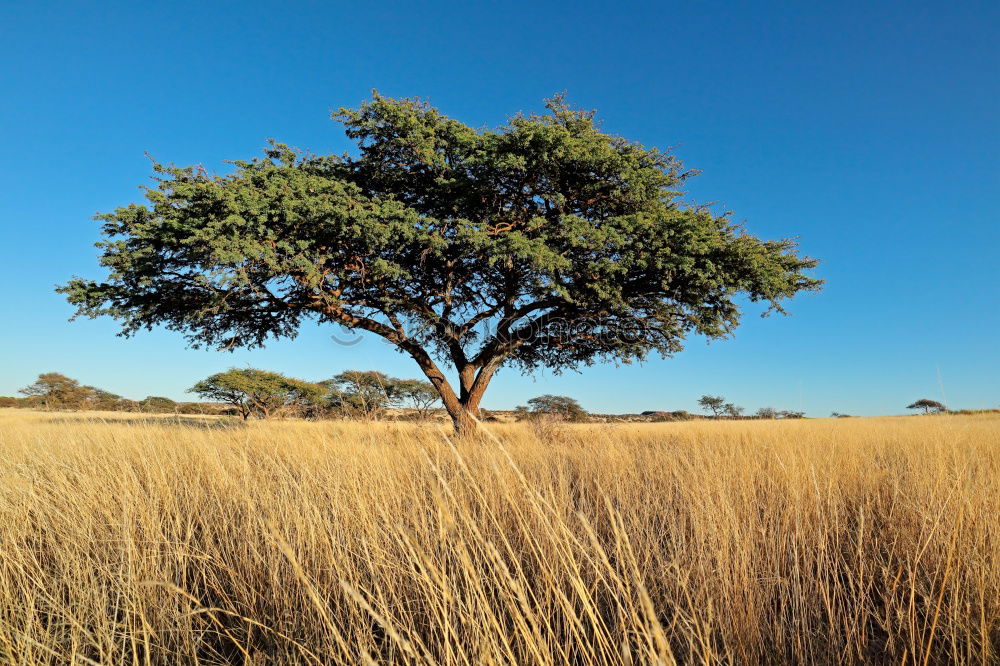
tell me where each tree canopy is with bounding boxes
[19,373,90,409]
[19,372,125,411]
[323,371,440,419]
[520,394,589,422]
[323,370,400,419]
[907,398,946,414]
[188,368,325,420]
[393,379,441,420]
[723,403,744,418]
[59,93,821,432]
[139,396,177,412]
[698,395,726,418]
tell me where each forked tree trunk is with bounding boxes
[409,349,497,436]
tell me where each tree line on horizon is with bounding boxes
[3,372,966,423]
[0,371,595,423]
[696,394,806,420]
[0,370,441,421]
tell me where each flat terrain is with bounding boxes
[0,410,997,664]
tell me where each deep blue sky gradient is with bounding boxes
[1,0,997,415]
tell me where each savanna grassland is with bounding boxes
[0,409,997,665]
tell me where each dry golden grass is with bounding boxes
[0,409,997,665]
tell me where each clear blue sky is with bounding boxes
[1,0,997,416]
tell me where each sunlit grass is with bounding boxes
[0,409,997,664]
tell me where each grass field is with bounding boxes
[0,409,997,665]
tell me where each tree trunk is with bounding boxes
[449,404,480,435]
[431,381,480,435]
[448,389,490,435]
[409,349,499,436]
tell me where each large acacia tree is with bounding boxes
[60,94,821,432]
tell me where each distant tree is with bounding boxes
[19,373,91,410]
[521,395,588,422]
[59,94,821,433]
[643,410,694,422]
[84,388,125,411]
[17,373,129,411]
[0,397,20,408]
[188,369,325,420]
[777,410,805,419]
[394,379,441,420]
[907,399,946,415]
[698,395,726,418]
[723,403,744,418]
[140,396,178,413]
[830,411,852,418]
[755,406,777,419]
[176,402,217,415]
[323,371,402,419]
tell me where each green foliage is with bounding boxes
[188,368,325,419]
[323,370,400,419]
[394,378,441,419]
[140,396,178,413]
[18,373,128,411]
[59,93,822,430]
[642,410,694,422]
[723,403,744,418]
[20,373,90,409]
[520,394,588,422]
[176,402,214,415]
[906,399,947,414]
[85,388,126,411]
[698,395,726,418]
[320,371,439,420]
